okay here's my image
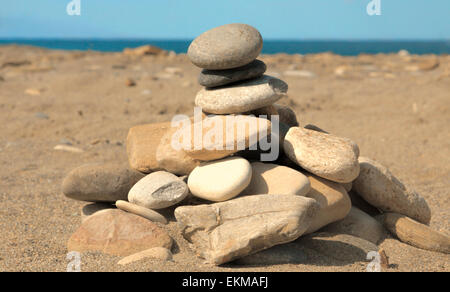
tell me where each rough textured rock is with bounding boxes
[199,59,266,88]
[284,127,360,183]
[323,207,384,244]
[62,163,145,202]
[118,247,172,265]
[182,115,271,161]
[128,171,189,209]
[67,209,172,256]
[242,162,310,196]
[274,104,299,127]
[353,157,431,224]
[116,200,167,224]
[298,232,379,263]
[195,75,288,114]
[382,213,450,254]
[155,127,200,175]
[304,174,352,234]
[80,203,114,223]
[126,122,172,173]
[175,194,320,265]
[187,157,252,202]
[188,23,263,70]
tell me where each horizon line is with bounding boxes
[0,38,449,42]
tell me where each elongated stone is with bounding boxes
[353,157,431,224]
[199,59,266,88]
[195,75,288,114]
[62,163,145,202]
[382,213,449,254]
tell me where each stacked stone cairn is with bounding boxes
[63,24,450,266]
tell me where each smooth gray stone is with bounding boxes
[62,163,145,202]
[188,23,263,70]
[198,60,266,88]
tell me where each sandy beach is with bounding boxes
[0,45,449,272]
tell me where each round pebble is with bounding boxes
[188,23,263,70]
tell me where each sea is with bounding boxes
[0,39,449,55]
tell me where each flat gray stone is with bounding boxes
[198,59,266,88]
[195,75,288,114]
[188,23,263,70]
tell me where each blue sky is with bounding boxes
[0,0,449,39]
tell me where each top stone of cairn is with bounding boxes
[188,23,263,70]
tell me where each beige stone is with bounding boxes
[118,247,172,265]
[67,209,172,256]
[126,122,171,173]
[284,127,360,183]
[323,207,384,244]
[242,162,310,196]
[195,75,288,114]
[156,127,200,175]
[182,115,271,161]
[175,194,320,265]
[116,200,167,224]
[304,174,352,234]
[382,213,449,254]
[187,157,252,202]
[353,157,431,224]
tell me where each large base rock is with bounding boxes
[175,194,320,265]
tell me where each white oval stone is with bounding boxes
[284,127,360,183]
[128,171,189,209]
[187,157,252,202]
[242,162,310,196]
[195,75,288,114]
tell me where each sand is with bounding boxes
[0,45,449,272]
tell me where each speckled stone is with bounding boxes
[284,127,360,183]
[196,75,288,114]
[128,171,189,209]
[198,60,266,88]
[188,23,263,70]
[353,157,431,224]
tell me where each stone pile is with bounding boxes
[62,24,449,267]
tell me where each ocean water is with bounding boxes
[0,39,449,55]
